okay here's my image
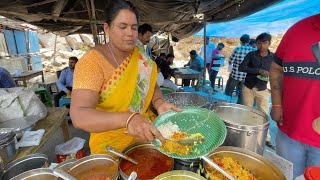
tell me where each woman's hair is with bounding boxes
[104,0,139,25]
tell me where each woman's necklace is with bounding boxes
[107,43,119,67]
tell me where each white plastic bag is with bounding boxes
[0,87,47,122]
[17,129,45,147]
[55,137,86,155]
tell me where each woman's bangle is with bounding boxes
[126,112,139,128]
[272,104,282,108]
[153,97,165,110]
[153,97,164,105]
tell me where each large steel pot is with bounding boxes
[211,103,269,155]
[164,92,208,108]
[204,146,286,180]
[67,154,118,180]
[11,168,58,180]
[2,153,49,180]
[119,143,174,180]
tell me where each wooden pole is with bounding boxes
[90,0,99,45]
[0,10,104,25]
[53,34,58,61]
[24,30,32,70]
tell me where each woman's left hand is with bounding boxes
[157,102,181,115]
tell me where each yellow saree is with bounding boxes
[89,47,158,154]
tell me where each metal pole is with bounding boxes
[203,14,207,86]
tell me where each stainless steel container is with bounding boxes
[0,132,18,164]
[164,92,208,108]
[211,103,269,155]
[10,168,58,180]
[67,154,119,180]
[205,146,286,180]
[2,153,49,180]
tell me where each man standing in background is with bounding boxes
[239,33,275,149]
[199,36,216,73]
[136,23,153,59]
[209,43,225,90]
[225,34,255,104]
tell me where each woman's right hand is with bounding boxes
[127,114,166,143]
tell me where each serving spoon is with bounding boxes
[105,145,138,165]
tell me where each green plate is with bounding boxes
[257,75,269,81]
[153,107,227,159]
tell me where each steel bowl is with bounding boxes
[67,154,119,180]
[10,168,58,180]
[2,153,49,180]
[204,146,286,180]
[164,92,208,108]
[154,170,206,180]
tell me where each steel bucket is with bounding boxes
[210,103,269,155]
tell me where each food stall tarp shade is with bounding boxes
[194,0,320,38]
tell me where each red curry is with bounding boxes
[120,148,173,179]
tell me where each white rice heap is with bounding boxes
[157,122,180,139]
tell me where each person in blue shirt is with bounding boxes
[0,67,16,88]
[183,50,204,86]
[54,56,78,107]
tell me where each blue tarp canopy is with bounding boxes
[194,0,320,38]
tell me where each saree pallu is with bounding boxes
[89,47,158,154]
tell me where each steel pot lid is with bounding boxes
[67,154,118,180]
[154,170,206,180]
[211,103,269,131]
[2,153,49,180]
[10,168,58,180]
[0,116,40,132]
[164,92,208,108]
[0,131,15,145]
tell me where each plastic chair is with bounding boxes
[215,76,224,90]
[59,97,71,107]
[38,82,58,98]
[35,87,53,107]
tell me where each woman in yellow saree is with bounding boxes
[70,0,179,154]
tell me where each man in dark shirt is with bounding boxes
[239,32,273,113]
[160,54,175,79]
[239,33,275,149]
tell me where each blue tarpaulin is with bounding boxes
[194,0,320,38]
